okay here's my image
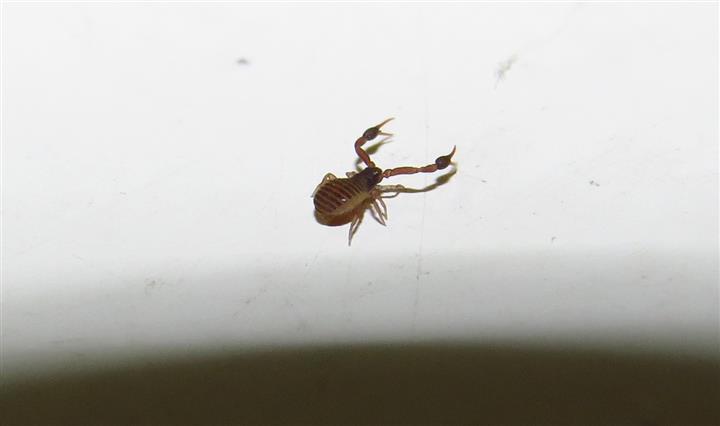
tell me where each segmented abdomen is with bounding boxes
[313,178,367,217]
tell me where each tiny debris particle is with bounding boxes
[589,180,600,187]
[144,278,164,295]
[551,236,556,243]
[495,54,518,87]
[236,57,250,65]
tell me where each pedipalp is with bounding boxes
[382,146,456,178]
[354,117,394,167]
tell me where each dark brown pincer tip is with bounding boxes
[435,146,457,169]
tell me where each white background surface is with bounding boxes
[2,3,718,379]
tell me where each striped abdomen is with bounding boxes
[313,177,370,225]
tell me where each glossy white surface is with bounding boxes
[3,4,717,379]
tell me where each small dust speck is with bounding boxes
[589,180,600,187]
[236,57,250,65]
[495,54,518,87]
[551,236,556,243]
[144,278,165,294]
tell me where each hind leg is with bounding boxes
[369,189,390,224]
[348,210,365,246]
[368,199,386,226]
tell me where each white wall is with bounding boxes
[3,3,718,379]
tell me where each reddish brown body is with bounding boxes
[314,176,371,226]
[314,167,383,226]
[312,118,455,245]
